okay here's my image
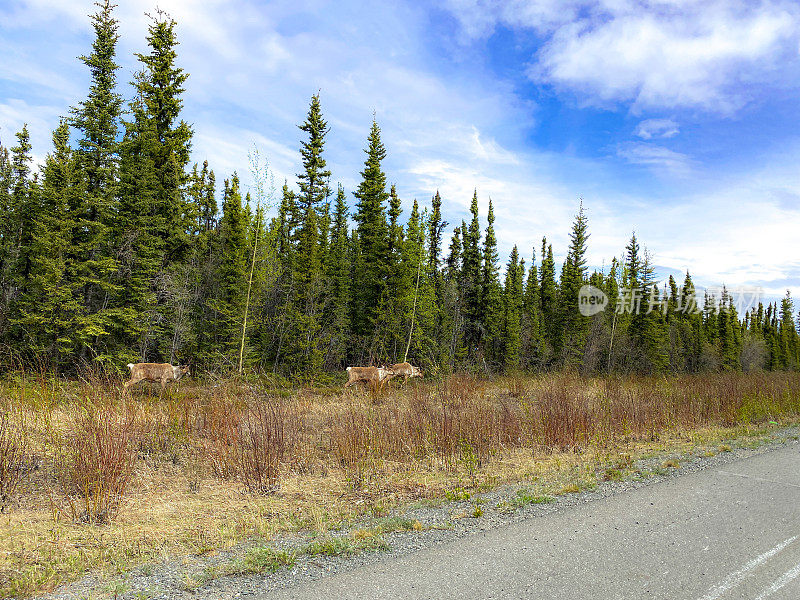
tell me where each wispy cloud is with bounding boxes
[616,142,693,177]
[635,118,679,140]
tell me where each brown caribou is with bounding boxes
[344,366,396,389]
[387,362,423,382]
[124,363,190,392]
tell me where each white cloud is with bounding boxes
[446,0,800,112]
[616,142,693,176]
[634,118,679,140]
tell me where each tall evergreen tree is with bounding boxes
[210,175,249,363]
[352,119,390,352]
[382,184,406,358]
[11,122,81,367]
[401,200,436,364]
[6,126,36,293]
[188,160,217,233]
[4,125,40,352]
[522,247,545,369]
[0,134,12,340]
[428,190,446,284]
[68,0,126,365]
[481,198,503,367]
[116,9,193,362]
[294,93,331,297]
[716,288,738,370]
[461,191,483,352]
[778,292,798,369]
[539,237,558,359]
[503,246,525,370]
[442,225,466,369]
[130,10,193,264]
[558,203,590,364]
[324,185,351,367]
[286,94,332,373]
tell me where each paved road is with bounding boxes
[260,444,800,600]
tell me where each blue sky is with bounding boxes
[2,0,800,306]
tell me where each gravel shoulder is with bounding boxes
[38,426,800,600]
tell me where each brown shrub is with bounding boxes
[329,405,374,489]
[199,397,242,480]
[0,409,28,512]
[56,403,136,524]
[234,398,301,494]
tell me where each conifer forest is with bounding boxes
[1,2,798,378]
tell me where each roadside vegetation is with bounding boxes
[2,371,800,597]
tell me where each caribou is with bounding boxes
[124,362,190,392]
[387,362,423,382]
[344,365,396,389]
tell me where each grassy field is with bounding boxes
[1,371,800,597]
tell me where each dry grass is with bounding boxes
[0,371,799,597]
[0,409,28,513]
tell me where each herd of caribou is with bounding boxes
[122,361,422,392]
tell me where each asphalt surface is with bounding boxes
[259,443,800,600]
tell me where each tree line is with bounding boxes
[1,2,798,376]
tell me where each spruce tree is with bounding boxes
[188,160,217,233]
[69,0,125,365]
[717,288,741,370]
[5,125,40,354]
[12,122,81,367]
[115,9,193,361]
[428,190,446,287]
[7,126,36,295]
[678,271,703,371]
[210,175,249,363]
[779,292,798,369]
[71,0,122,193]
[0,135,12,340]
[522,247,545,369]
[382,184,406,357]
[324,185,351,367]
[115,114,159,359]
[352,120,390,350]
[401,200,436,364]
[442,225,466,369]
[539,237,558,359]
[184,162,218,365]
[461,191,483,352]
[481,199,503,367]
[130,10,193,263]
[286,94,332,373]
[558,203,590,364]
[276,181,298,260]
[503,246,524,370]
[636,245,667,372]
[294,93,331,300]
[297,94,332,211]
